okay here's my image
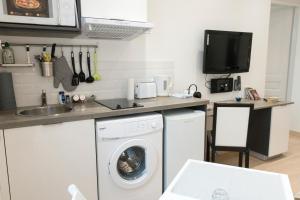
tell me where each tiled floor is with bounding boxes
[215,132,300,193]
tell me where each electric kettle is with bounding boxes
[154,75,173,96]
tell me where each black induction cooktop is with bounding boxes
[95,98,144,110]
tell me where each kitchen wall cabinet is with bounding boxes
[0,130,10,200]
[81,0,147,22]
[4,120,98,200]
[0,0,81,32]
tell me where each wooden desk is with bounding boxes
[206,99,293,160]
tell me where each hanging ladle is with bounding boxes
[71,50,79,86]
[78,47,86,82]
[86,50,94,83]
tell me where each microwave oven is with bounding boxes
[0,0,78,28]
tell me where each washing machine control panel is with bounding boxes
[97,114,163,139]
[151,122,157,128]
[127,119,162,136]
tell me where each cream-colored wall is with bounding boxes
[0,0,272,106]
[290,8,300,132]
[272,0,300,6]
[265,5,294,99]
[0,35,175,106]
[146,0,271,101]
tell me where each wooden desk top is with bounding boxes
[207,99,293,116]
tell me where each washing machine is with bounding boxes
[96,113,163,200]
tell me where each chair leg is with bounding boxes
[211,149,216,162]
[245,149,250,168]
[239,152,243,167]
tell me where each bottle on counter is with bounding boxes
[65,95,71,105]
[58,91,66,104]
[2,42,15,64]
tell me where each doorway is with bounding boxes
[265,4,296,100]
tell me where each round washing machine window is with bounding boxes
[109,139,158,189]
[117,146,146,180]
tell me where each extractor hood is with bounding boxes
[82,17,153,40]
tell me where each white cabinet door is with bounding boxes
[81,0,147,22]
[0,130,10,200]
[164,111,205,188]
[269,106,290,157]
[4,120,98,200]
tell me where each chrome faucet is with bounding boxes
[41,90,47,107]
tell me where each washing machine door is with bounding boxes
[109,139,158,189]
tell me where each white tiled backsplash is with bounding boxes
[0,46,174,107]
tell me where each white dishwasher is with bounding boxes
[163,109,205,189]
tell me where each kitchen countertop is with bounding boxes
[0,97,209,129]
[207,99,293,116]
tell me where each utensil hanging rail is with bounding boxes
[7,43,98,49]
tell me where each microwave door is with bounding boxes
[0,0,58,26]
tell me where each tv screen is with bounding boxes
[203,30,253,74]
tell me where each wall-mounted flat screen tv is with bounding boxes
[203,30,253,74]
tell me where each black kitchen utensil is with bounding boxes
[78,51,86,82]
[51,43,56,61]
[86,51,94,83]
[71,51,79,86]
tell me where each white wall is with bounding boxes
[146,0,271,101]
[290,8,300,132]
[0,0,272,106]
[0,35,174,106]
[273,0,300,6]
[265,5,294,100]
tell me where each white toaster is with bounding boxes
[135,82,157,99]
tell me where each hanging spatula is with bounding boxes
[92,49,101,81]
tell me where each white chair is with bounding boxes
[206,103,254,168]
[68,184,87,200]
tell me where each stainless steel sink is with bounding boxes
[18,105,72,116]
